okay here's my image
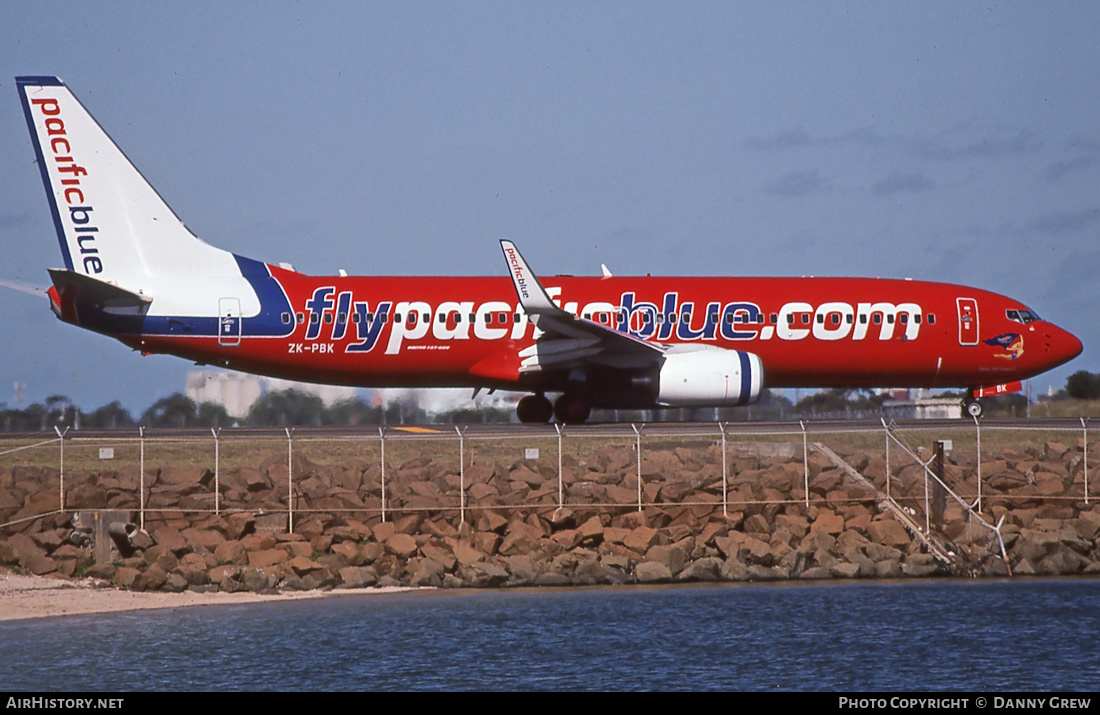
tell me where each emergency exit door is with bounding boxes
[218,297,241,347]
[956,297,979,346]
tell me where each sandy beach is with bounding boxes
[0,570,415,622]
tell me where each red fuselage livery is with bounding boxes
[16,76,1082,423]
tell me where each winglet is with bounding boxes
[500,240,558,314]
[601,264,613,278]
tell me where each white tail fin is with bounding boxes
[16,76,242,296]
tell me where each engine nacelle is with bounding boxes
[656,347,764,407]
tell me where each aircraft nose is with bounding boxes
[1047,325,1083,367]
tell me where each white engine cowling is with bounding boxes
[656,347,764,406]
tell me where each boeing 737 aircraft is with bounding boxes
[15,76,1083,423]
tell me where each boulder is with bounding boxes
[452,541,484,566]
[811,509,845,536]
[869,519,911,548]
[408,557,446,587]
[384,533,418,560]
[338,566,378,588]
[635,561,673,583]
[158,467,213,488]
[901,554,940,577]
[113,566,144,590]
[499,522,543,556]
[578,516,604,544]
[331,540,363,565]
[240,567,271,592]
[8,534,56,575]
[551,529,583,551]
[213,540,248,566]
[719,558,750,581]
[503,555,540,585]
[152,527,191,556]
[645,543,690,576]
[623,526,658,554]
[473,532,501,557]
[248,549,289,568]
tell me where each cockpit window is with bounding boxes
[1006,308,1041,325]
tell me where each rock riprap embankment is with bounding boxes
[2,439,1098,591]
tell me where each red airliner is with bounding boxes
[16,76,1082,423]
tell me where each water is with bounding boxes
[4,580,1099,691]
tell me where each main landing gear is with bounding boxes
[553,392,591,425]
[515,392,592,424]
[516,394,553,424]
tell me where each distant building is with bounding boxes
[882,397,962,420]
[371,387,519,417]
[876,388,929,401]
[185,372,262,418]
[185,370,358,418]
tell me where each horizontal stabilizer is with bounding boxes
[0,279,49,298]
[49,269,152,307]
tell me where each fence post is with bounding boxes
[211,427,221,515]
[379,427,387,523]
[285,427,294,534]
[800,420,809,508]
[881,418,892,500]
[632,423,644,513]
[718,422,728,518]
[973,413,982,512]
[931,441,947,525]
[555,423,565,512]
[139,426,146,531]
[1083,417,1090,505]
[923,461,931,535]
[456,426,467,526]
[54,426,68,512]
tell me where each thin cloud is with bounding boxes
[872,172,935,196]
[765,169,830,197]
[913,129,1042,161]
[747,128,814,150]
[0,210,33,230]
[749,125,1043,161]
[1023,208,1100,236]
[1046,156,1099,182]
[748,127,893,151]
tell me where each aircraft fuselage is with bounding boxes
[77,268,1079,397]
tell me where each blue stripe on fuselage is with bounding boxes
[134,255,294,338]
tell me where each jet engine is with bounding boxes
[655,347,764,406]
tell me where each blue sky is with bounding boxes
[2,2,1098,412]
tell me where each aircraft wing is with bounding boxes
[500,240,663,373]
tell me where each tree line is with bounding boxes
[2,370,1097,431]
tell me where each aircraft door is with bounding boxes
[956,297,979,346]
[218,297,242,347]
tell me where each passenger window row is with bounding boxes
[278,309,940,328]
